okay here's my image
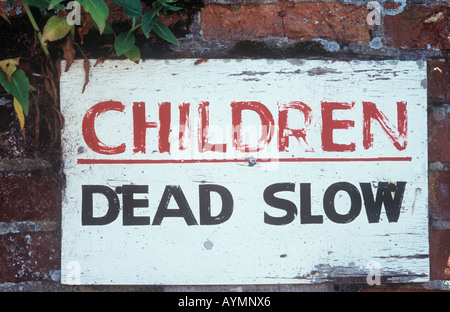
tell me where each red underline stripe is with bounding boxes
[77,157,412,164]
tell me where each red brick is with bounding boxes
[429,229,450,280]
[200,2,371,43]
[428,106,450,164]
[0,107,29,159]
[385,5,449,50]
[428,61,450,105]
[0,232,59,283]
[429,171,450,222]
[0,171,61,222]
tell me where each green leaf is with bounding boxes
[164,4,182,11]
[23,0,64,9]
[0,58,20,82]
[49,0,66,9]
[79,0,109,34]
[0,69,30,115]
[158,0,182,12]
[42,15,72,44]
[23,0,51,9]
[124,45,140,63]
[113,0,142,19]
[103,24,115,36]
[141,12,157,39]
[152,0,162,10]
[153,21,179,46]
[114,31,135,56]
[156,0,182,11]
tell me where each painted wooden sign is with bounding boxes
[60,59,428,285]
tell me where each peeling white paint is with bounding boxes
[60,59,428,285]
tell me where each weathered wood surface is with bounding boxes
[60,59,428,285]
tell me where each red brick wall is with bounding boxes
[0,0,449,291]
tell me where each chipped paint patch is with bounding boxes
[307,67,342,75]
[0,221,58,236]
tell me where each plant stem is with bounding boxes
[22,2,50,57]
[70,25,75,41]
[131,23,142,32]
[130,5,163,33]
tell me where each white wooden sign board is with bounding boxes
[60,59,428,285]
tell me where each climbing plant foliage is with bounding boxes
[0,0,182,130]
